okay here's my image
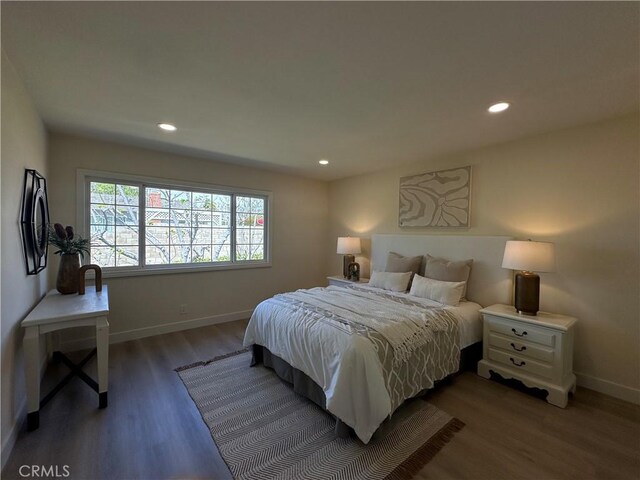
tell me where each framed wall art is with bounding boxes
[399,165,471,228]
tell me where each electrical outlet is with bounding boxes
[179,304,188,315]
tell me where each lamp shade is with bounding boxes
[502,240,556,273]
[337,237,361,255]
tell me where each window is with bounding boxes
[142,187,234,266]
[89,183,140,267]
[79,170,270,276]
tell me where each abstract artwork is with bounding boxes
[399,166,471,228]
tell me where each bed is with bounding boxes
[243,234,512,443]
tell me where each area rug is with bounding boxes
[176,350,463,480]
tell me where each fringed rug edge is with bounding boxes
[174,348,249,372]
[384,417,465,480]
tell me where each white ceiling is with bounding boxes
[2,2,638,181]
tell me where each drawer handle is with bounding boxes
[510,343,527,352]
[510,357,526,367]
[511,328,528,337]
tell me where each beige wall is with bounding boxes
[327,114,640,401]
[1,52,48,462]
[47,133,329,343]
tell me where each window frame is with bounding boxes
[77,169,272,278]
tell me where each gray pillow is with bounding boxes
[424,255,473,298]
[385,252,423,288]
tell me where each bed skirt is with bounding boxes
[250,342,481,439]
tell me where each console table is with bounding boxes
[22,286,109,430]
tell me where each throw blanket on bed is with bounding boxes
[283,286,453,367]
[244,284,461,443]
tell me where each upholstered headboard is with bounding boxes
[371,234,513,307]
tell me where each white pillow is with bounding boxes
[369,271,412,292]
[409,274,466,306]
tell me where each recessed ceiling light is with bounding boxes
[488,102,510,113]
[319,159,329,165]
[158,123,177,131]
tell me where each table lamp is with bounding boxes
[502,239,556,315]
[337,237,361,279]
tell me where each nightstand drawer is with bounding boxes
[488,348,554,380]
[478,304,577,408]
[486,316,555,347]
[488,333,554,363]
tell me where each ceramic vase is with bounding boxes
[56,253,80,294]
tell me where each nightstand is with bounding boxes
[327,276,369,287]
[477,304,577,408]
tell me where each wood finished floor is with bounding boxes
[3,319,639,480]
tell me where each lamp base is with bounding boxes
[515,271,540,315]
[342,254,355,278]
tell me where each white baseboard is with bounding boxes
[59,309,253,352]
[576,371,640,405]
[1,398,25,471]
[1,352,47,472]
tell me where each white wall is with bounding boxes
[0,51,49,465]
[327,114,640,403]
[47,134,329,345]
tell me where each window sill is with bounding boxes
[97,261,272,279]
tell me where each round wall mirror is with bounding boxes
[32,188,48,257]
[20,169,50,274]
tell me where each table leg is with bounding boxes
[96,317,109,408]
[46,332,62,364]
[23,326,41,430]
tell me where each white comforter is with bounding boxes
[243,285,464,443]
